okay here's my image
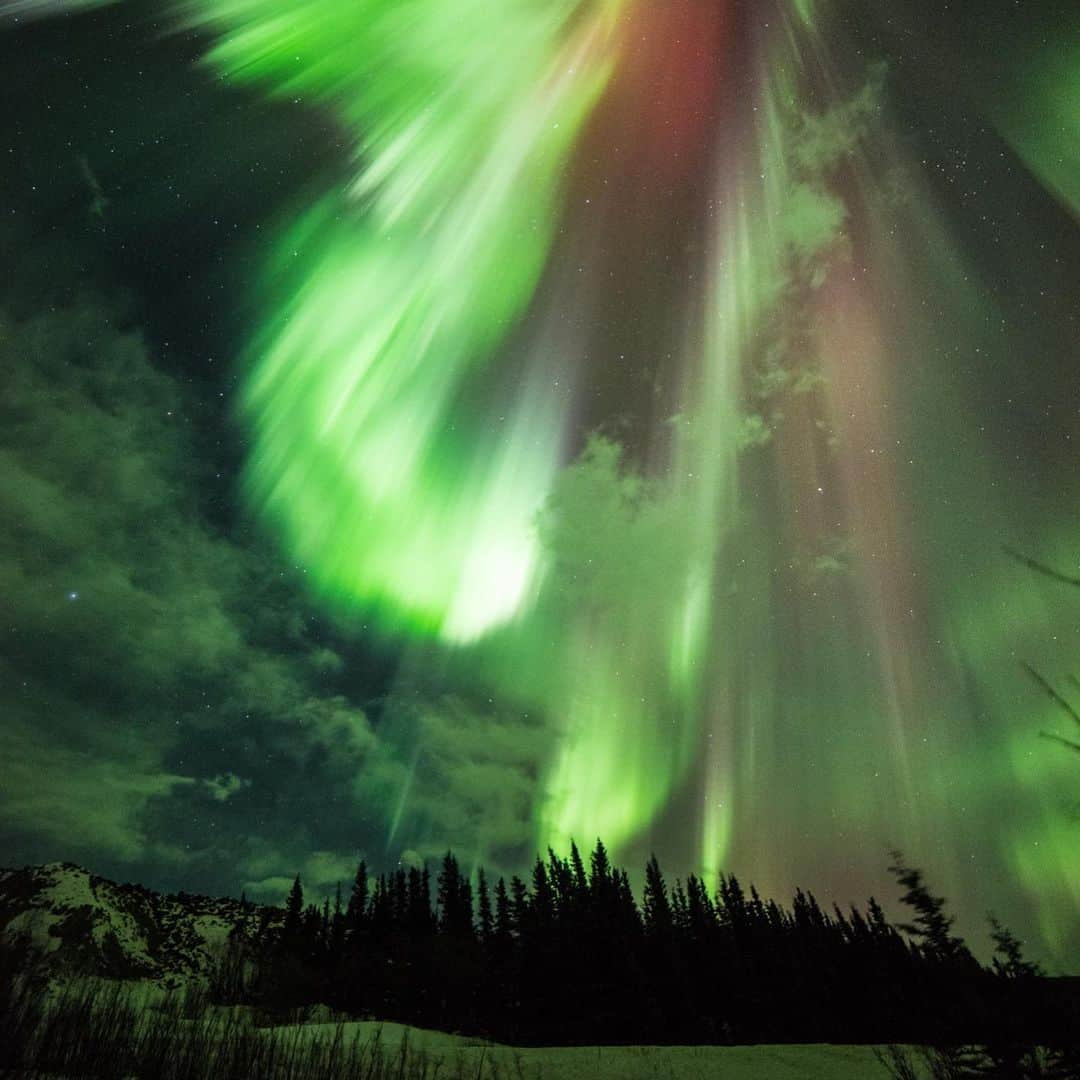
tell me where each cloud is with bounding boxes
[535,435,704,620]
[1,672,196,863]
[241,848,358,903]
[0,299,250,698]
[778,66,887,287]
[354,694,551,866]
[0,266,385,880]
[203,772,252,802]
[791,64,886,176]
[726,66,889,451]
[0,254,545,893]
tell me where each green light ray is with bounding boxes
[182,0,626,642]
[984,37,1080,218]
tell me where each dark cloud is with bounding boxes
[357,693,551,869]
[0,265,375,889]
[0,258,565,896]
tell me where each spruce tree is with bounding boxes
[510,875,529,935]
[493,876,513,950]
[392,868,409,928]
[530,858,555,934]
[477,868,493,943]
[283,875,304,943]
[569,841,588,903]
[643,855,673,940]
[988,916,1042,979]
[546,849,573,921]
[671,879,689,934]
[370,874,393,940]
[346,860,369,934]
[437,851,473,937]
[589,839,612,895]
[685,874,716,942]
[887,851,970,963]
[407,866,434,935]
[330,883,345,957]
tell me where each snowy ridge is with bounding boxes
[0,862,275,984]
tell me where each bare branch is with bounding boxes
[1003,545,1080,587]
[1023,663,1080,731]
[1039,731,1080,754]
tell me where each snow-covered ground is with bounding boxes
[8,975,927,1078]
[278,1020,914,1078]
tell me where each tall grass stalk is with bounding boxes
[0,971,489,1079]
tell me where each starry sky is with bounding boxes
[1,0,1078,970]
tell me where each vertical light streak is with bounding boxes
[182,0,628,643]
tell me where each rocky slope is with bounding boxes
[0,862,274,984]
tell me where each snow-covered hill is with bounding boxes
[269,1020,911,1079]
[0,862,274,984]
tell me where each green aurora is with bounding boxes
[1,0,1078,968]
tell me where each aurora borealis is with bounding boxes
[1,0,1078,972]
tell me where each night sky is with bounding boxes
[1,0,1078,971]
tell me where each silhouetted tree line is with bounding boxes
[216,842,1078,1051]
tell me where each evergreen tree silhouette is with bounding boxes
[671,879,689,934]
[406,866,434,935]
[509,874,529,937]
[643,855,673,940]
[887,850,971,963]
[988,916,1042,980]
[388,869,404,927]
[436,852,474,938]
[569,841,588,904]
[546,848,573,923]
[206,839,1064,1049]
[684,874,716,944]
[329,883,345,958]
[345,860,368,934]
[529,857,555,938]
[476,868,493,943]
[370,873,393,939]
[493,876,513,953]
[588,839,612,896]
[282,875,304,944]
